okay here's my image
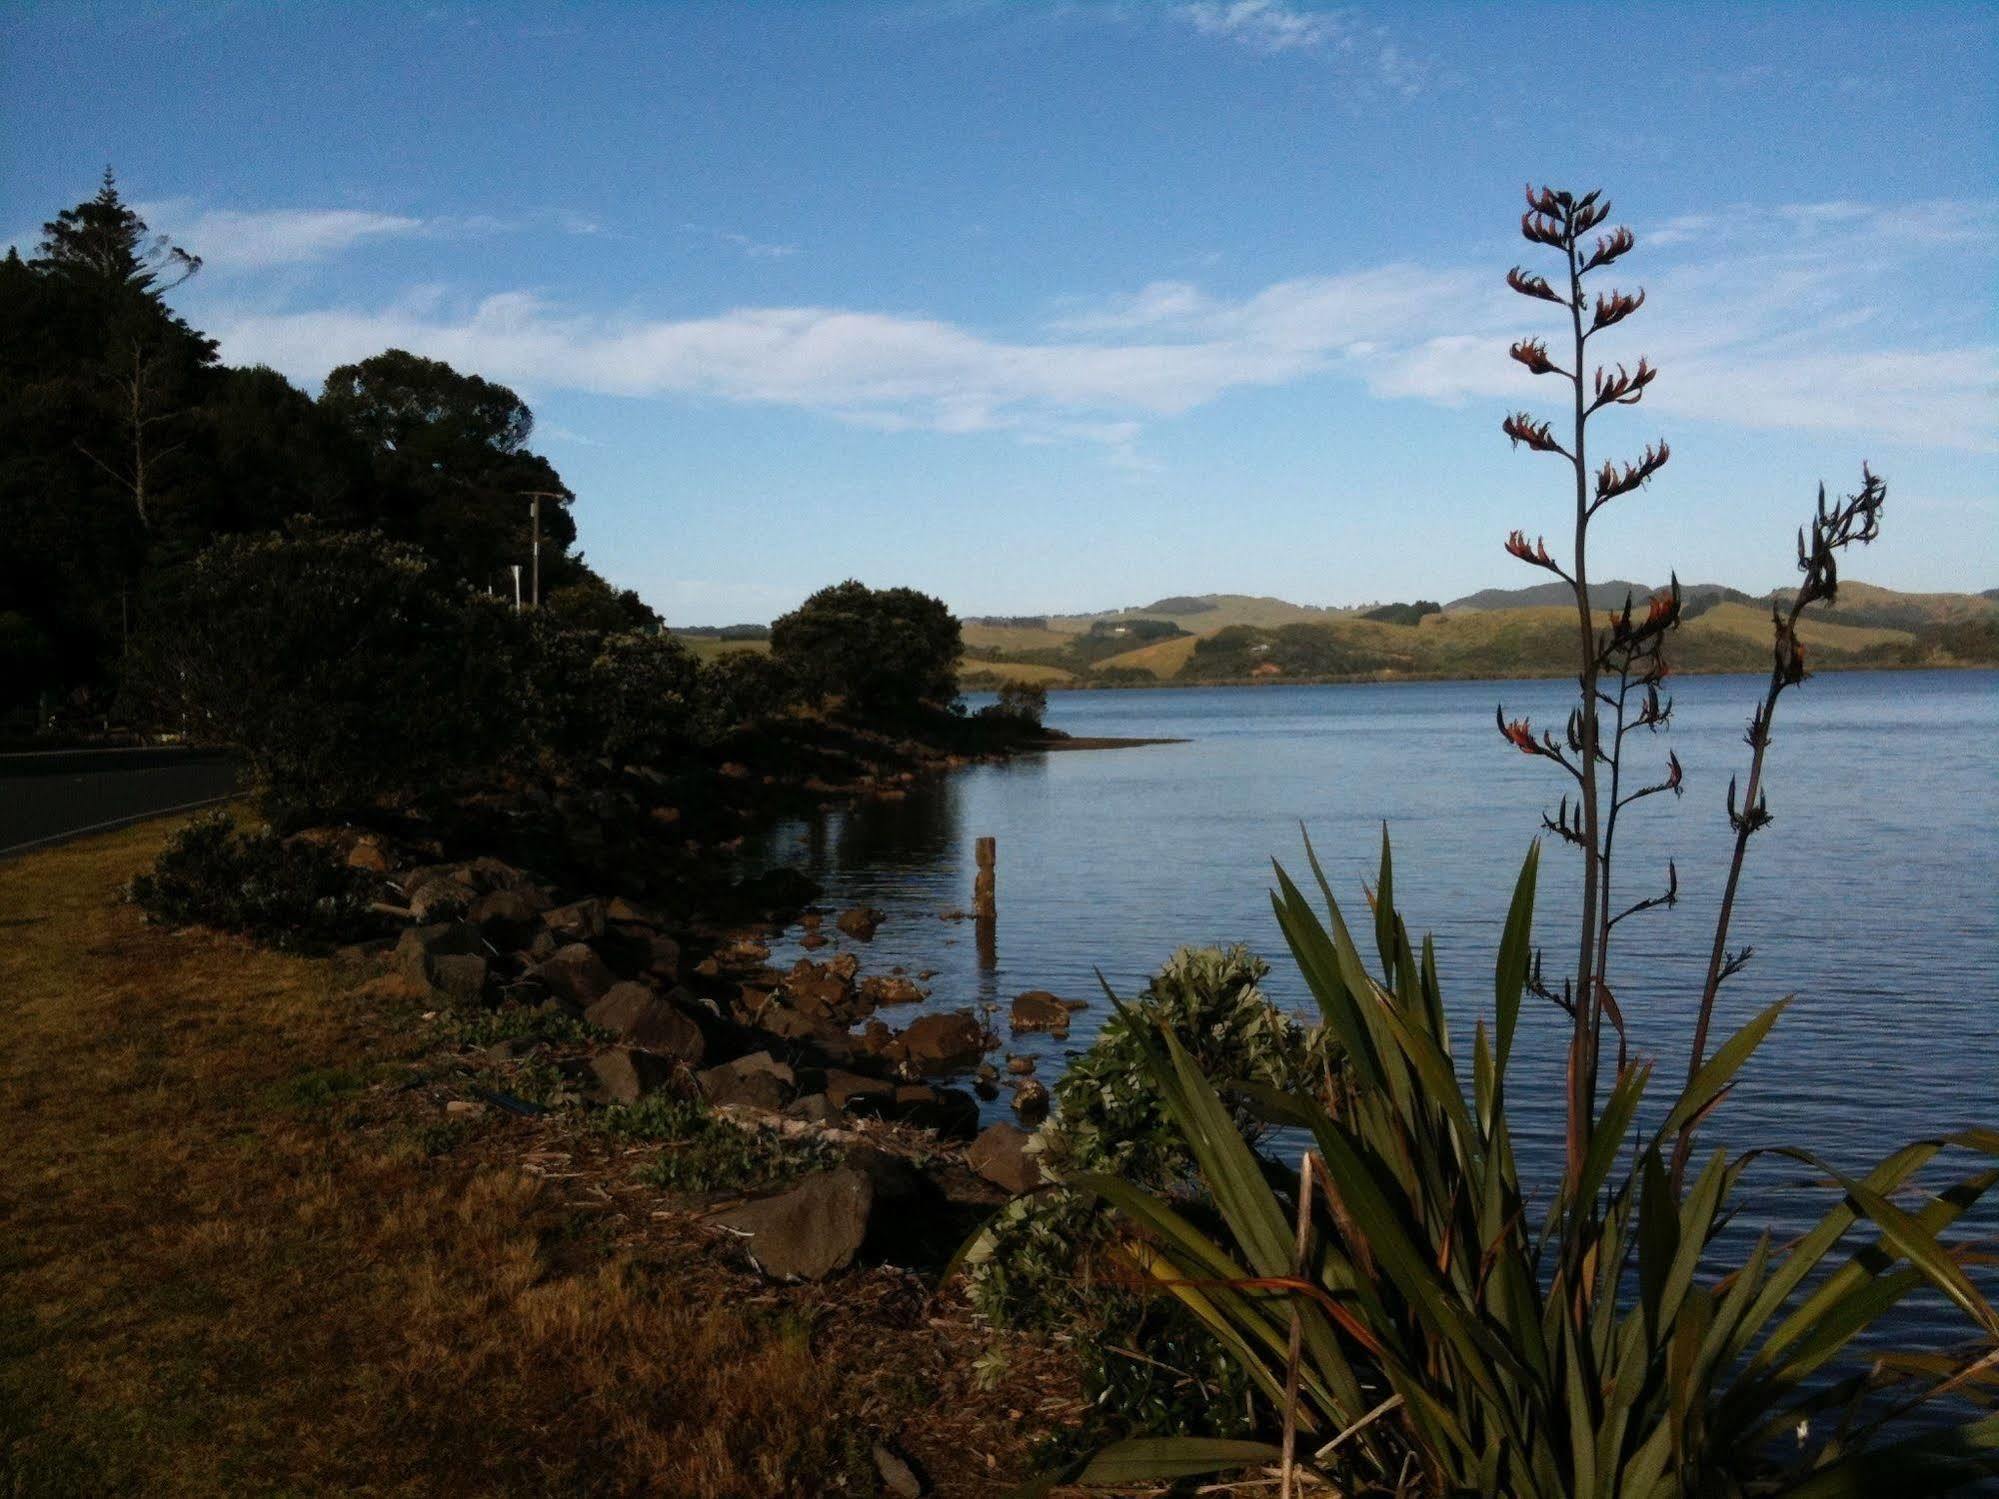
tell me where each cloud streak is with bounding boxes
[1174,1,1429,96]
[200,198,1997,456]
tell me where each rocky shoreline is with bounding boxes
[289,715,1129,1292]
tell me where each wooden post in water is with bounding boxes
[973,836,997,919]
[974,836,997,969]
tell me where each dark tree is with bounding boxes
[319,350,576,593]
[129,527,523,812]
[770,580,961,711]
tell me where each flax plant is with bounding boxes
[1020,189,1999,1497]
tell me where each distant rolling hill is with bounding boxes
[956,583,1998,688]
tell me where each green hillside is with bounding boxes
[958,584,1999,687]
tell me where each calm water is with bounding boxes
[749,670,1998,1345]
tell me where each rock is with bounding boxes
[525,929,560,963]
[835,906,886,940]
[827,952,860,982]
[589,1046,673,1104]
[543,898,608,943]
[698,1052,796,1111]
[606,895,664,927]
[974,1062,998,1084]
[395,922,484,990]
[346,835,391,873]
[967,1122,1042,1194]
[859,975,926,1007]
[783,958,857,1020]
[467,856,536,892]
[820,1068,898,1109]
[799,912,823,931]
[532,943,618,1008]
[468,888,543,944]
[1010,991,1071,1032]
[430,952,489,1004]
[757,1006,865,1063]
[873,1443,925,1499]
[1007,1055,1036,1075]
[444,1099,485,1118]
[887,1012,986,1074]
[584,983,707,1063]
[888,1084,979,1139]
[1011,1079,1051,1122]
[785,1092,842,1125]
[639,932,682,981]
[405,871,472,922]
[713,1167,876,1280]
[799,932,829,950]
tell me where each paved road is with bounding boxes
[0,747,244,858]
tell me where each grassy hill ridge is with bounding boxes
[955,583,1998,689]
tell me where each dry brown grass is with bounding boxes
[0,816,1075,1498]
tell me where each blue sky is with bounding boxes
[4,1,1994,622]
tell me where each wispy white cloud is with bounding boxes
[129,201,607,272]
[683,223,799,260]
[1174,1,1429,96]
[136,204,424,270]
[199,197,1998,457]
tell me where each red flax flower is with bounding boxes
[1503,412,1565,454]
[1594,440,1671,504]
[1507,266,1567,304]
[1591,288,1646,332]
[1496,705,1540,754]
[1505,530,1558,570]
[1580,225,1635,272]
[1590,358,1657,411]
[1509,338,1564,376]
[1644,590,1677,629]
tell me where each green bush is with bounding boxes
[128,811,375,949]
[694,650,799,739]
[770,579,961,712]
[1039,839,1999,1495]
[977,680,1048,729]
[598,1094,835,1193]
[129,528,522,812]
[963,946,1321,1436]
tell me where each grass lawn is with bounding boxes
[0,815,1075,1497]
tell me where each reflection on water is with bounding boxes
[744,670,1998,1349]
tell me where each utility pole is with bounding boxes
[518,490,566,608]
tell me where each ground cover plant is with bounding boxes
[1026,188,1999,1496]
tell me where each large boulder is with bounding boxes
[712,1167,876,1280]
[1009,991,1072,1032]
[584,982,708,1064]
[542,898,608,943]
[698,1052,795,1112]
[532,943,619,1008]
[589,1047,674,1104]
[966,1122,1042,1194]
[836,906,886,940]
[395,922,485,992]
[886,1012,985,1074]
[859,975,926,1007]
[888,1084,979,1140]
[468,888,545,945]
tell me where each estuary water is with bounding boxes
[749,670,1997,1345]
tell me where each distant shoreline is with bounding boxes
[967,659,1995,694]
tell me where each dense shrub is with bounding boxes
[977,680,1047,729]
[770,579,961,711]
[130,528,522,812]
[964,946,1321,1434]
[128,812,375,948]
[694,650,799,739]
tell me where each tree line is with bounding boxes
[1,173,972,783]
